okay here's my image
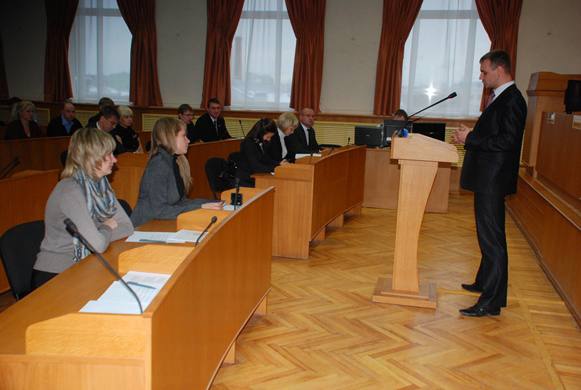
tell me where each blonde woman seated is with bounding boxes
[32,128,134,289]
[265,112,299,163]
[4,100,43,140]
[131,118,222,227]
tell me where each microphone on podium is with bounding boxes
[195,216,218,246]
[408,91,458,121]
[63,218,144,314]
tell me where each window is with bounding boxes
[230,0,296,110]
[68,0,131,103]
[401,0,491,117]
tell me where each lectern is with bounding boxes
[372,134,458,308]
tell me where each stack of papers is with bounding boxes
[125,229,206,244]
[295,153,322,159]
[80,271,170,314]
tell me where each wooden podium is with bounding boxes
[372,134,458,309]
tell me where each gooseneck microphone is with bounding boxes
[194,216,218,246]
[347,137,351,145]
[0,157,20,179]
[238,120,246,138]
[63,218,144,314]
[408,91,458,120]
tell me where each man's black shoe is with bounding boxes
[461,283,482,293]
[459,304,500,317]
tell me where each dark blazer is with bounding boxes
[4,120,43,140]
[288,125,319,154]
[110,124,140,155]
[265,131,294,163]
[47,116,83,137]
[237,138,279,186]
[193,112,231,142]
[131,148,206,227]
[460,84,527,195]
[185,122,199,143]
[86,113,100,128]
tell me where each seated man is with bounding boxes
[193,97,231,142]
[86,97,115,128]
[177,103,198,143]
[47,100,83,137]
[92,105,119,133]
[285,107,320,155]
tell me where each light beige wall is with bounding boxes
[156,0,206,108]
[2,1,581,113]
[319,0,383,114]
[516,0,581,95]
[0,0,45,101]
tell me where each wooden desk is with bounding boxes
[186,138,242,199]
[0,170,60,293]
[0,137,70,175]
[252,145,366,259]
[363,148,451,213]
[0,187,274,389]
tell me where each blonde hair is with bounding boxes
[117,105,133,118]
[150,117,192,192]
[11,100,36,121]
[62,128,116,180]
[277,112,299,131]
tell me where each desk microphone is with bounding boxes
[234,177,241,211]
[347,137,351,145]
[195,216,218,246]
[238,120,246,138]
[63,218,143,314]
[408,91,457,120]
[0,157,20,179]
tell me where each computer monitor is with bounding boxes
[383,120,412,145]
[564,80,581,113]
[411,122,446,141]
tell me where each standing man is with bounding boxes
[193,98,231,142]
[453,50,527,317]
[286,107,320,155]
[47,100,83,137]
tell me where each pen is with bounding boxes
[127,281,156,290]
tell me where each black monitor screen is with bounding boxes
[565,80,581,113]
[411,122,446,141]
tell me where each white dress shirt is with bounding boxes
[492,81,515,102]
[277,128,288,159]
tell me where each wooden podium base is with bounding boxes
[372,277,437,309]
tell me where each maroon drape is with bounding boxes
[117,0,163,106]
[43,0,78,102]
[285,0,326,113]
[476,0,523,110]
[201,0,244,107]
[0,34,8,100]
[373,0,423,115]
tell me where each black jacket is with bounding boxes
[237,138,279,186]
[47,116,83,137]
[287,125,319,154]
[110,125,140,155]
[4,120,43,140]
[193,113,231,142]
[265,131,294,163]
[460,84,527,195]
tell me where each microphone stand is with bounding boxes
[0,157,20,179]
[195,216,218,246]
[233,178,241,210]
[64,218,144,314]
[407,92,457,120]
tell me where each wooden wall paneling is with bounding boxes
[109,153,149,209]
[0,137,69,175]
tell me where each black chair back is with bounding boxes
[0,220,45,300]
[205,157,236,199]
[118,198,132,217]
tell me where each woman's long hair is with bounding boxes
[150,117,192,192]
[246,118,277,143]
[62,128,116,180]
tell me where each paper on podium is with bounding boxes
[80,271,171,314]
[295,153,321,159]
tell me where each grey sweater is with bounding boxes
[131,148,206,227]
[34,178,134,274]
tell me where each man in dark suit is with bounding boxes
[47,100,83,137]
[453,50,527,317]
[193,97,231,142]
[177,103,198,143]
[86,97,115,128]
[286,107,320,155]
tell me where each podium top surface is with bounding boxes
[391,133,458,163]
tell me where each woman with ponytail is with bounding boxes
[32,128,134,289]
[131,118,221,227]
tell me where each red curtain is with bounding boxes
[0,34,8,100]
[476,0,523,109]
[285,0,326,113]
[117,0,163,106]
[373,0,422,116]
[43,0,78,102]
[200,0,244,107]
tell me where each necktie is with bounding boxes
[305,128,310,146]
[485,90,496,108]
[214,120,219,136]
